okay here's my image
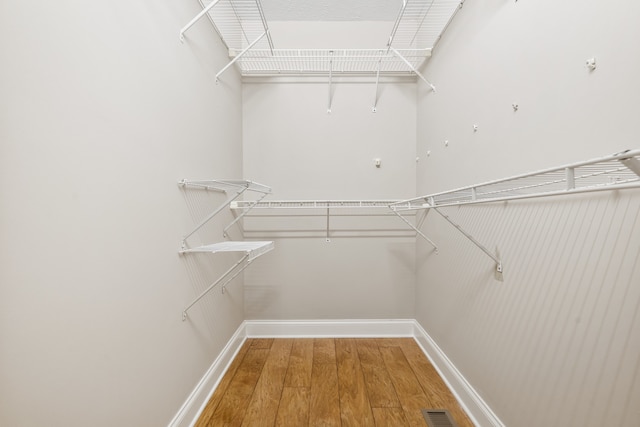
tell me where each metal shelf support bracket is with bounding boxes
[390,208,439,252]
[327,51,334,113]
[223,192,269,239]
[182,253,250,320]
[390,47,436,92]
[432,207,503,276]
[216,31,267,83]
[372,53,383,113]
[180,0,222,42]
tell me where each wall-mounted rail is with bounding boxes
[390,149,640,277]
[180,241,274,320]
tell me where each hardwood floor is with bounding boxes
[195,338,474,427]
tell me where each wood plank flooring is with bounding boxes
[195,338,474,427]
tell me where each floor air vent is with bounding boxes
[422,409,459,427]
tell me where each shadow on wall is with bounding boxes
[417,189,640,427]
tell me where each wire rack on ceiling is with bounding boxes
[181,0,464,78]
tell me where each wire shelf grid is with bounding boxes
[184,0,463,76]
[392,150,640,210]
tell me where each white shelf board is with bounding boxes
[181,241,274,260]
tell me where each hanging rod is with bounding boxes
[230,199,435,243]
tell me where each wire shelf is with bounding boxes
[391,149,640,210]
[232,200,401,209]
[388,0,464,50]
[203,0,273,50]
[238,49,430,75]
[182,0,463,76]
[180,240,274,260]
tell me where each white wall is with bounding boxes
[0,1,244,426]
[415,1,640,426]
[242,77,417,319]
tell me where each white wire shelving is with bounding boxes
[230,199,436,247]
[178,179,271,246]
[178,179,274,320]
[390,149,640,278]
[179,0,465,97]
[180,241,274,320]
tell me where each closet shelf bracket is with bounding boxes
[223,192,270,239]
[180,241,274,320]
[179,0,222,42]
[217,31,268,83]
[372,52,383,112]
[390,208,438,252]
[431,206,502,277]
[390,47,436,92]
[178,179,271,248]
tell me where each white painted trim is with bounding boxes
[412,321,505,427]
[167,322,247,427]
[244,319,416,338]
[169,319,502,427]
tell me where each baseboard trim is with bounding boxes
[167,322,247,427]
[412,321,505,427]
[244,319,416,338]
[169,319,502,427]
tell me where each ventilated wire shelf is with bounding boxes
[180,240,274,260]
[233,200,401,209]
[238,49,430,75]
[202,0,273,50]
[233,200,419,241]
[388,0,464,50]
[391,149,640,210]
[182,0,463,77]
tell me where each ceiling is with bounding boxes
[260,0,402,21]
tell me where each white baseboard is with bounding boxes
[167,323,247,427]
[169,319,502,427]
[244,318,416,337]
[412,321,505,427]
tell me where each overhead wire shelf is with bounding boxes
[237,49,430,75]
[388,0,465,50]
[180,0,463,77]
